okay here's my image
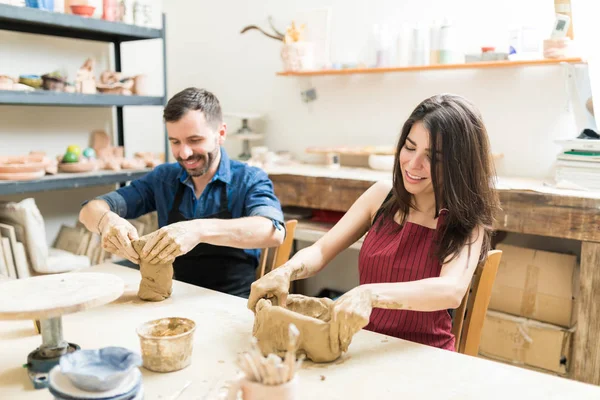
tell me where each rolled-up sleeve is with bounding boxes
[88,168,159,219]
[244,169,285,233]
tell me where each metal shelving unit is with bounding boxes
[0,169,152,196]
[0,91,164,106]
[0,4,168,195]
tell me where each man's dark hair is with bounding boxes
[163,87,223,129]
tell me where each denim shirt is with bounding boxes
[95,148,284,263]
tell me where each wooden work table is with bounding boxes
[1,264,600,399]
[265,164,600,385]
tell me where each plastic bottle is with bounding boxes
[429,20,441,65]
[438,18,456,64]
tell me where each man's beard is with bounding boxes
[177,146,219,177]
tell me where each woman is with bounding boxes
[248,94,499,352]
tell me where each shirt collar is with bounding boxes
[177,146,231,185]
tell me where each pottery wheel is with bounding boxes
[0,272,124,389]
[0,272,124,320]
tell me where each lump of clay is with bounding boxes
[132,234,173,302]
[253,294,346,363]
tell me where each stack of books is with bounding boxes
[555,139,600,190]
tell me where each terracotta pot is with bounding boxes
[132,74,148,95]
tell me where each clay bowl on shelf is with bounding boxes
[70,5,96,17]
[0,154,50,175]
[0,160,48,174]
[0,170,46,181]
[58,161,99,173]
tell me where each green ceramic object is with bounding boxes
[62,152,79,163]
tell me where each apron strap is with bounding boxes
[218,181,229,216]
[171,181,187,216]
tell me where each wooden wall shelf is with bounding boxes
[277,58,585,77]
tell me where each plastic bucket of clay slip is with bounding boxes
[136,317,196,372]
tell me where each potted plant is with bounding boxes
[241,17,314,72]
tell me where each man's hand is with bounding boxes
[247,266,293,312]
[100,212,140,263]
[140,220,201,264]
[330,286,373,354]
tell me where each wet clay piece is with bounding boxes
[132,235,173,302]
[253,295,347,363]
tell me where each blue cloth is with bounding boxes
[95,148,284,263]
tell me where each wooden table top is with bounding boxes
[1,264,599,399]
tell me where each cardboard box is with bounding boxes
[478,355,563,378]
[479,311,574,375]
[490,244,578,327]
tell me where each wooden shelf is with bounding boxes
[0,4,162,42]
[277,58,585,77]
[0,169,152,195]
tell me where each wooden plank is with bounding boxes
[270,174,600,242]
[277,58,585,77]
[496,191,600,242]
[273,174,372,212]
[571,242,600,384]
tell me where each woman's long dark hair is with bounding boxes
[377,94,499,264]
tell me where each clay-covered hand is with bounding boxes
[100,212,140,264]
[330,286,373,354]
[247,266,292,312]
[140,220,200,264]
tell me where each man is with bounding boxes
[79,87,285,298]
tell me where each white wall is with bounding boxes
[164,0,596,180]
[0,1,164,243]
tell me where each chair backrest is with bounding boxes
[257,220,298,279]
[452,249,502,356]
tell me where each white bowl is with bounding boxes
[368,154,395,171]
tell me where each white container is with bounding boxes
[281,42,315,71]
[429,21,441,65]
[410,25,429,66]
[438,19,457,64]
[368,154,395,171]
[119,0,134,24]
[396,25,412,67]
[53,0,64,12]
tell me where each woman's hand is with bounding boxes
[247,266,293,312]
[330,286,374,353]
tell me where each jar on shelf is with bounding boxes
[133,0,152,27]
[103,0,117,21]
[118,0,133,24]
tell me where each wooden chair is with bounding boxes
[257,220,298,279]
[452,250,502,356]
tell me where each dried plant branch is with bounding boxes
[267,16,285,38]
[240,25,284,41]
